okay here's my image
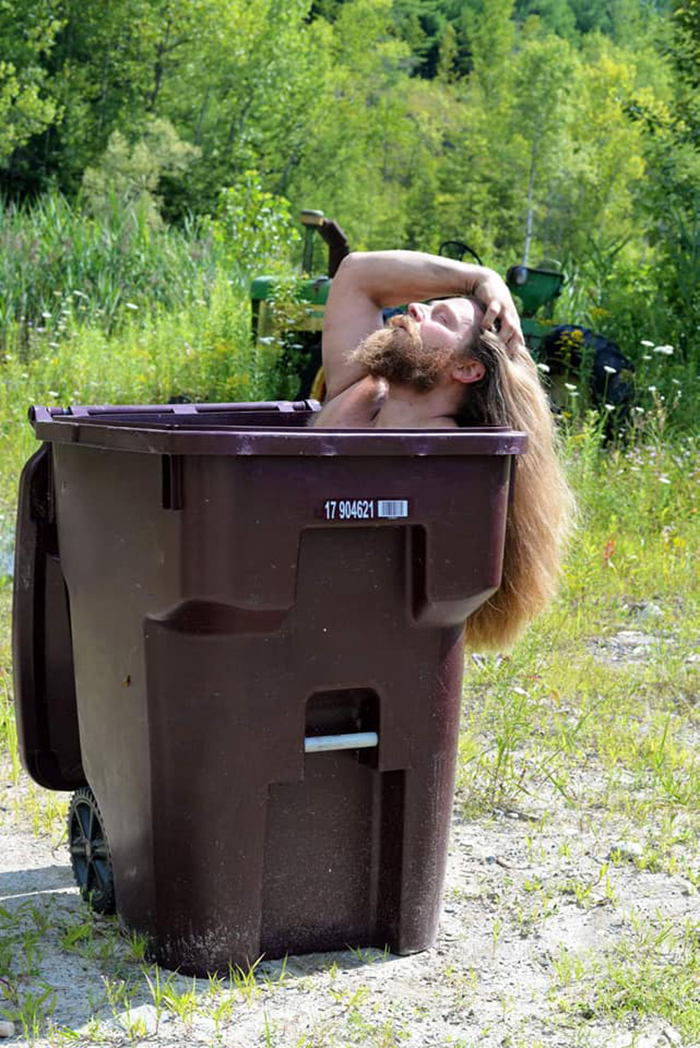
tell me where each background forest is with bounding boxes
[0,0,699,527]
[2,0,700,369]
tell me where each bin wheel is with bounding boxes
[67,787,116,914]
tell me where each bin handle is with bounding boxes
[304,731,378,754]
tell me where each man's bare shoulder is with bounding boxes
[309,376,386,429]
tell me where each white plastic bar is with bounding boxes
[304,731,379,754]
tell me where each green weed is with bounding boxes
[583,916,700,1039]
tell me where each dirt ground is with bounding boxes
[1,759,696,1048]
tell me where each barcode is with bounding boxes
[377,499,409,519]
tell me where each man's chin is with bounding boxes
[350,317,452,391]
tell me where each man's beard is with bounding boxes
[348,315,456,392]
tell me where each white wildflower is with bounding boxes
[603,365,617,375]
[565,382,577,392]
[536,363,550,373]
[654,345,674,356]
[643,354,652,361]
[648,385,657,393]
[125,302,138,310]
[48,390,59,397]
[73,290,87,298]
[42,311,52,320]
[634,407,645,414]
[605,403,615,411]
[640,339,655,347]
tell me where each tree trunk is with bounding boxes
[523,132,539,267]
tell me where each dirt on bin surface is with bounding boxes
[2,634,700,1047]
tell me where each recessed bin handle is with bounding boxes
[304,731,379,754]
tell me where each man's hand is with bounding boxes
[471,271,525,357]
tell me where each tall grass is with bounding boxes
[0,192,226,342]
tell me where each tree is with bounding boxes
[0,3,61,168]
[81,118,200,227]
[0,0,199,198]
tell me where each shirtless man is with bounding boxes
[313,250,525,429]
[311,250,572,649]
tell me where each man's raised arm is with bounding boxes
[322,250,523,400]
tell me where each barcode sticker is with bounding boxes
[377,499,409,519]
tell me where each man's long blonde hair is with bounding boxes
[459,331,574,651]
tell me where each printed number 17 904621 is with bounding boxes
[322,499,409,521]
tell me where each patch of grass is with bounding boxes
[0,589,18,793]
[583,915,700,1040]
[457,422,700,822]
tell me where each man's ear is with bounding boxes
[451,358,485,385]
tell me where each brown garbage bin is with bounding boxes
[13,400,527,974]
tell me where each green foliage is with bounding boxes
[0,0,697,421]
[0,276,278,416]
[81,118,200,229]
[0,192,221,339]
[211,173,301,275]
[0,3,61,165]
[670,0,700,89]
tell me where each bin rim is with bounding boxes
[29,403,529,458]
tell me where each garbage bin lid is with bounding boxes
[30,402,528,458]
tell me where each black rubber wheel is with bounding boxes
[67,786,116,914]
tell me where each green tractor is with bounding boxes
[251,213,634,413]
[250,209,347,401]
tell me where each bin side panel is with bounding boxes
[380,625,466,954]
[412,457,511,626]
[52,443,183,935]
[12,445,85,790]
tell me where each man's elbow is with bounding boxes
[333,252,362,282]
[332,252,377,298]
